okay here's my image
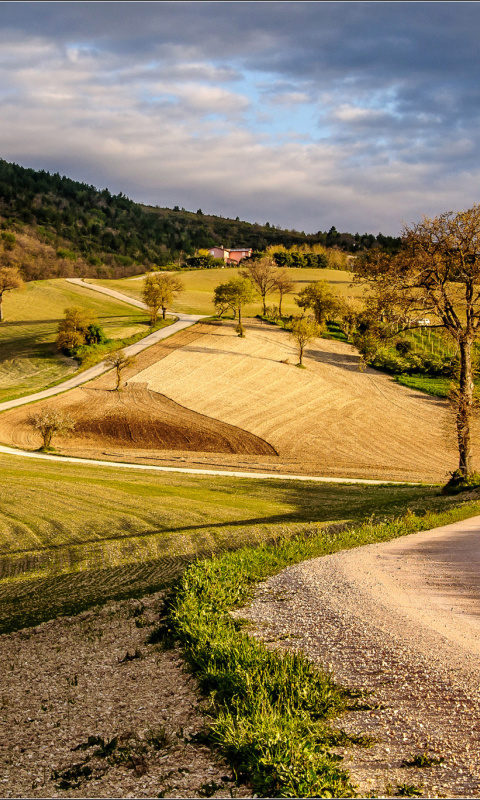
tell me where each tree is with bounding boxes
[213,281,238,318]
[104,349,136,390]
[240,257,279,315]
[212,277,255,337]
[27,407,75,450]
[289,316,322,366]
[142,273,184,323]
[355,204,480,480]
[294,281,338,325]
[0,266,24,321]
[273,270,294,316]
[56,307,105,354]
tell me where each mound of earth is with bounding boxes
[0,382,276,456]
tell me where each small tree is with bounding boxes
[295,280,338,325]
[240,257,278,315]
[0,266,24,321]
[27,408,75,450]
[273,270,294,316]
[289,316,322,366]
[104,349,136,390]
[213,282,238,318]
[212,277,255,336]
[142,273,184,323]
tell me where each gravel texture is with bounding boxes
[236,522,480,798]
[0,592,250,799]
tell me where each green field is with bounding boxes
[0,279,151,402]
[0,452,471,634]
[92,266,363,317]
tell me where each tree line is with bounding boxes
[0,158,401,280]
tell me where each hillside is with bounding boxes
[0,317,461,482]
[0,159,401,279]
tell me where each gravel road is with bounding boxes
[237,516,480,798]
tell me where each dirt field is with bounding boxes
[0,326,275,458]
[0,319,463,482]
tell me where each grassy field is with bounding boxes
[92,266,363,317]
[0,279,151,402]
[0,451,474,634]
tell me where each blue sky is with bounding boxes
[0,1,479,235]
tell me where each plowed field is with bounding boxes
[0,319,464,482]
[126,318,461,482]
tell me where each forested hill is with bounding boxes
[0,159,401,278]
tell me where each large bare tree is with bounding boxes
[240,257,278,315]
[355,205,480,480]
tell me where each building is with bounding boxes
[208,246,252,265]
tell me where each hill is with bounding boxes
[0,159,401,279]
[0,317,460,482]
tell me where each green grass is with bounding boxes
[394,374,451,397]
[160,501,480,797]
[0,279,153,402]
[0,451,477,634]
[92,267,362,317]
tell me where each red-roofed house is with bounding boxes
[208,246,252,264]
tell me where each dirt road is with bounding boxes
[239,516,480,797]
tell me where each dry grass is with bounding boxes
[91,266,362,316]
[126,318,460,483]
[0,279,149,402]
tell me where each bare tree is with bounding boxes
[289,316,322,366]
[27,408,75,450]
[104,349,136,390]
[273,270,294,316]
[240,257,279,315]
[142,273,184,323]
[0,266,24,321]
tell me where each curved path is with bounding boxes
[0,278,424,485]
[240,516,480,797]
[0,279,206,412]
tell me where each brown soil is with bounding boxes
[0,592,251,798]
[0,323,276,458]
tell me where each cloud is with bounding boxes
[0,2,479,236]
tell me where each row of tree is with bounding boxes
[0,159,402,279]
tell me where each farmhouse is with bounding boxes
[208,246,252,264]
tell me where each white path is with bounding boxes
[0,443,405,484]
[0,279,425,485]
[0,279,206,411]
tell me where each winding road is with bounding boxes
[0,278,425,484]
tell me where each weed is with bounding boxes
[401,753,444,768]
[52,762,93,790]
[396,782,423,796]
[145,726,170,750]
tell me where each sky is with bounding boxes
[0,1,479,236]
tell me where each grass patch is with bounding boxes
[160,501,480,797]
[0,452,476,633]
[394,374,451,397]
[0,278,153,402]
[92,267,362,317]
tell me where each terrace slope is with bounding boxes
[0,319,463,482]
[127,318,460,482]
